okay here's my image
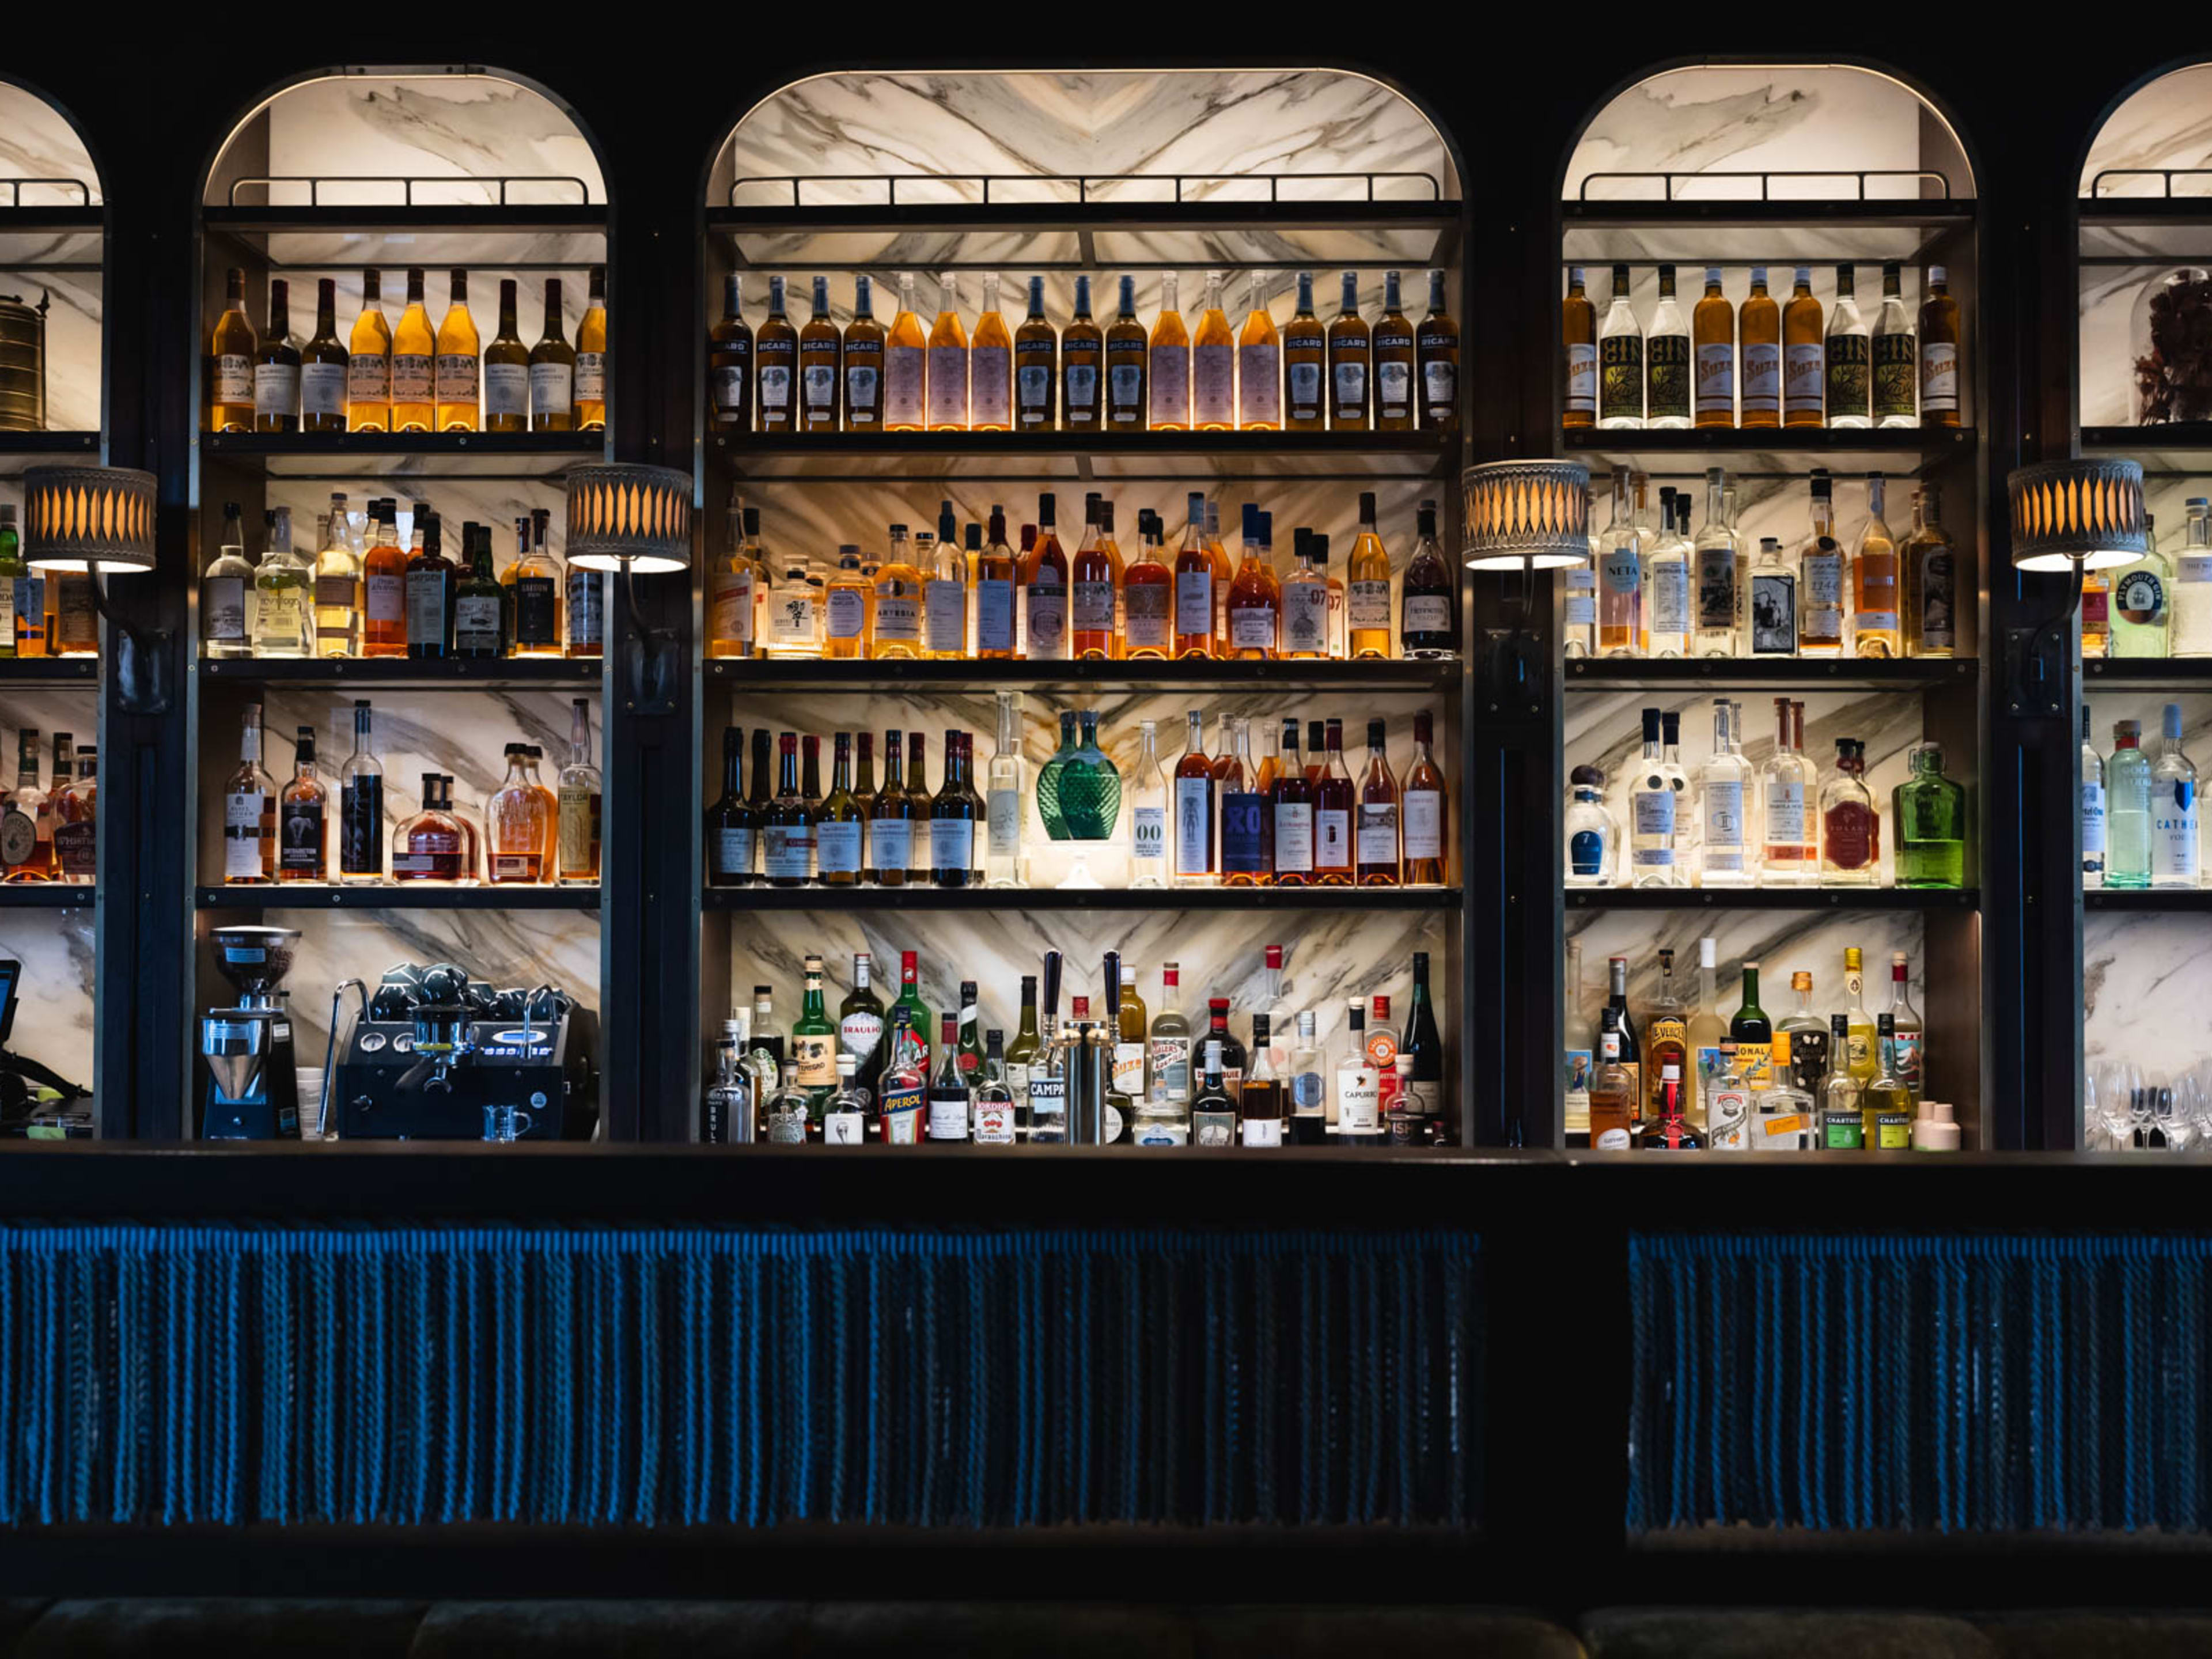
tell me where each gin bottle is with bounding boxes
[1699,698,1753,887]
[2151,702,2200,888]
[1893,741,1965,888]
[2110,512,2171,657]
[2106,718,2152,888]
[1628,708,1681,888]
[2172,498,2212,657]
[1597,263,1643,429]
[1645,266,1690,429]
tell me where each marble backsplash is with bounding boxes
[0,686,105,1093]
[715,71,1450,206]
[266,476,574,565]
[0,81,101,205]
[2080,65,2212,197]
[0,266,101,436]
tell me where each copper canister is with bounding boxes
[0,291,50,432]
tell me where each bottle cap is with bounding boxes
[1266,945,1283,969]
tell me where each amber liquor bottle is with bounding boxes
[1918,266,1960,428]
[1561,265,1596,429]
[1325,270,1370,431]
[482,279,531,434]
[1400,711,1448,888]
[1061,275,1102,433]
[761,733,811,888]
[1372,271,1417,431]
[841,275,884,431]
[1415,268,1459,433]
[1282,271,1326,433]
[754,275,797,433]
[300,277,349,434]
[209,267,257,432]
[799,274,840,432]
[707,272,752,431]
[276,725,328,883]
[251,278,300,434]
[529,278,575,433]
[1355,717,1400,885]
[1105,275,1147,432]
[867,729,914,886]
[1014,275,1056,430]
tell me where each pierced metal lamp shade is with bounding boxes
[20,464,156,573]
[1461,459,1591,571]
[2008,457,2148,573]
[564,462,692,574]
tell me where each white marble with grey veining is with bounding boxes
[0,81,100,206]
[2080,66,2212,198]
[0,690,104,1092]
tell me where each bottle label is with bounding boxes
[1272,802,1314,872]
[529,362,573,416]
[214,354,253,406]
[709,570,755,646]
[2116,567,2166,624]
[1563,567,1597,627]
[390,354,433,404]
[1403,789,1442,861]
[868,819,911,874]
[1174,777,1211,874]
[1124,583,1170,651]
[1853,608,1900,638]
[1565,342,1597,414]
[925,580,966,652]
[2081,782,2107,854]
[347,353,389,405]
[1598,336,1642,422]
[872,593,921,644]
[1063,362,1097,417]
[301,361,347,418]
[885,346,925,426]
[1175,572,1213,639]
[2155,785,2200,882]
[1073,579,1115,633]
[1918,551,1956,650]
[838,1009,884,1070]
[1149,348,1188,426]
[816,819,862,875]
[1647,334,1689,420]
[1315,807,1350,870]
[712,824,755,878]
[1633,786,1675,841]
[1289,361,1323,420]
[55,817,94,879]
[1376,357,1412,418]
[926,346,968,427]
[1751,573,1797,652]
[1220,790,1266,874]
[1921,342,1959,411]
[1403,594,1452,638]
[1017,359,1051,424]
[1765,782,1805,842]
[987,787,1021,860]
[340,777,382,875]
[1024,586,1066,656]
[364,572,404,624]
[972,579,1013,654]
[1703,781,1746,868]
[434,353,478,404]
[278,797,323,873]
[762,824,812,880]
[931,819,974,874]
[759,363,791,413]
[791,1033,835,1090]
[1651,561,1691,635]
[558,785,597,878]
[1149,1039,1190,1104]
[827,586,867,642]
[1741,342,1782,412]
[574,353,605,403]
[1695,343,1734,414]
[1423,358,1456,415]
[711,365,748,416]
[1873,331,1915,418]
[1107,362,1142,419]
[1827,334,1869,416]
[1112,1039,1146,1098]
[405,569,447,645]
[1229,604,1277,651]
[1337,1073,1381,1135]
[569,569,604,645]
[223,790,266,878]
[1357,803,1399,865]
[1238,345,1280,425]
[1331,360,1367,418]
[1785,342,1824,415]
[971,347,1010,427]
[514,577,559,646]
[202,575,248,642]
[483,362,529,418]
[801,361,838,418]
[1802,550,1844,608]
[453,594,502,652]
[1347,579,1391,631]
[1283,584,1330,654]
[1193,344,1234,424]
[844,363,879,420]
[1132,804,1164,862]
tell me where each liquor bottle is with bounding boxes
[1918,266,1960,427]
[1627,709,1679,887]
[548,698,601,887]
[789,955,839,1117]
[50,744,94,885]
[452,524,507,658]
[1638,1062,1702,1150]
[817,544,865,659]
[1779,971,1831,1097]
[1683,938,1728,1116]
[1637,491,1684,658]
[390,774,467,884]
[1363,991,1403,1128]
[200,502,253,660]
[1373,270,1418,431]
[1100,274,1146,431]
[385,268,437,431]
[290,276,347,434]
[1396,499,1458,658]
[353,499,403,659]
[799,274,840,432]
[1007,275,1054,431]
[1191,996,1245,1109]
[1354,718,1402,885]
[1215,717,1267,887]
[1820,737,1881,886]
[708,271,753,430]
[1827,264,1871,427]
[1643,263,1690,429]
[347,269,392,431]
[1125,717,1167,888]
[1872,263,1916,427]
[1759,698,1817,882]
[812,1054,866,1146]
[1585,262,1641,430]
[1849,475,1902,657]
[573,265,607,431]
[925,271,968,432]
[811,733,863,887]
[984,690,1027,888]
[1688,698,1749,887]
[0,504,25,659]
[1108,951,1149,1115]
[1683,266,1733,429]
[2082,704,2108,888]
[1862,1014,1916,1149]
[483,745,547,883]
[222,706,276,884]
[1058,713,1120,843]
[1327,270,1370,430]
[1272,527,1320,660]
[885,952,932,1085]
[1134,271,1188,431]
[1205,498,1234,653]
[2173,498,2212,656]
[760,733,810,888]
[403,508,453,659]
[527,277,576,433]
[1070,497,1117,661]
[309,495,359,657]
[1745,536,1797,657]
[704,495,759,660]
[1729,960,1773,1091]
[1216,269,1279,433]
[1118,509,1170,660]
[2111,511,2171,657]
[1338,490,1392,658]
[431,271,479,431]
[0,732,47,881]
[1131,962,1191,1117]
[1021,493,1069,661]
[921,517,968,660]
[1564,763,1619,886]
[209,267,259,433]
[1797,472,1845,657]
[930,730,979,887]
[1561,264,1597,429]
[1885,953,1926,1097]
[1738,266,1781,427]
[1893,741,1966,888]
[1169,491,1215,659]
[1682,468,1733,657]
[1399,711,1447,887]
[866,729,914,885]
[1226,503,1281,658]
[480,278,530,433]
[753,275,796,433]
[250,509,309,658]
[1782,265,1825,427]
[865,521,924,660]
[1416,268,1459,431]
[1839,947,1877,1083]
[335,701,384,885]
[834,272,882,432]
[882,271,926,433]
[1283,271,1327,432]
[1815,1016,1863,1149]
[2152,702,2200,888]
[967,272,1011,433]
[1580,1007,1632,1150]
[275,725,328,883]
[1261,718,1315,887]
[1596,468,1642,657]
[1178,271,1231,430]
[1000,972,1043,1132]
[1051,273,1100,434]
[1172,709,1216,887]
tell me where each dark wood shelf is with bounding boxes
[705,885,1458,914]
[2081,425,2212,456]
[2083,889,2212,911]
[0,885,94,908]
[1566,657,1976,692]
[0,430,100,457]
[707,656,1457,692]
[201,430,604,477]
[203,204,606,236]
[196,885,600,912]
[2081,658,2212,683]
[198,657,601,691]
[1566,887,1977,911]
[1562,198,1975,230]
[713,427,1453,480]
[0,656,98,683]
[1560,426,1974,476]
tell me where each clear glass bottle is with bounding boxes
[1885,953,1926,1098]
[2111,510,2172,657]
[1751,1038,1817,1152]
[1760,696,1819,885]
[1597,263,1643,429]
[1565,763,1619,886]
[1688,468,1736,657]
[1796,471,1844,657]
[2082,703,2107,888]
[2152,702,2201,888]
[984,690,1027,889]
[202,502,255,660]
[1628,708,1680,887]
[1129,717,1166,889]
[312,493,359,657]
[1643,263,1690,429]
[1779,972,1831,1097]
[1903,484,1958,659]
[1562,480,1598,658]
[1698,699,1753,887]
[1825,263,1871,428]
[1872,262,1917,428]
[1596,467,1643,657]
[2172,497,2212,657]
[1638,491,1688,658]
[248,505,309,658]
[2107,718,2152,889]
[1893,741,1966,889]
[1849,474,1902,658]
[1819,737,1881,886]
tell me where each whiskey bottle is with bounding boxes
[51,744,94,885]
[209,267,257,432]
[482,279,530,433]
[347,269,392,431]
[433,271,480,431]
[403,508,453,658]
[884,272,926,432]
[485,746,548,883]
[311,495,359,657]
[1191,272,1236,430]
[1014,275,1055,431]
[1826,265,1870,427]
[453,524,507,658]
[969,273,1012,432]
[1416,268,1459,432]
[1347,491,1392,658]
[1326,270,1370,430]
[276,725,328,883]
[1283,271,1326,432]
[1062,275,1101,433]
[338,700,384,884]
[529,277,576,432]
[1238,271,1282,430]
[1692,267,1734,428]
[251,278,300,434]
[705,725,757,887]
[1148,273,1191,431]
[841,274,883,431]
[1782,266,1825,427]
[201,502,252,659]
[755,275,797,433]
[926,271,969,432]
[1645,264,1689,429]
[300,277,348,433]
[1597,263,1642,429]
[574,264,608,431]
[388,269,436,431]
[357,499,406,658]
[800,274,841,432]
[707,271,753,430]
[1562,264,1596,429]
[1918,266,1960,427]
[222,706,276,885]
[555,698,600,887]
[1797,472,1845,657]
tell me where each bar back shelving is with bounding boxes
[693,69,1475,1147]
[1530,62,1991,1150]
[179,69,613,1140]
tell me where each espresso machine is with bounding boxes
[200,926,304,1140]
[324,959,598,1141]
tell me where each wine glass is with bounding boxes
[2156,1087,2192,1153]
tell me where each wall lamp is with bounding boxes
[564,462,692,717]
[2005,457,2148,718]
[21,465,168,714]
[1461,459,1590,700]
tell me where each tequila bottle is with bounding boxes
[1893,741,1965,888]
[1645,490,1691,657]
[1699,698,1753,887]
[1565,763,1620,886]
[1796,472,1845,657]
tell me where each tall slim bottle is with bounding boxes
[926,271,968,432]
[1237,271,1281,430]
[347,269,393,430]
[433,270,480,432]
[1149,273,1191,431]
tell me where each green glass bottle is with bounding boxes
[1035,710,1078,840]
[453,523,509,658]
[0,504,21,658]
[1892,741,1966,888]
[1058,710,1122,840]
[791,953,839,1118]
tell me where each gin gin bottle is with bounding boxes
[1892,741,1965,888]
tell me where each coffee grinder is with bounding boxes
[200,925,303,1139]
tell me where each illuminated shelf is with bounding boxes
[196,886,600,912]
[199,657,600,691]
[713,427,1452,481]
[2084,889,2212,912]
[202,430,603,478]
[1566,887,1977,912]
[1565,658,1975,692]
[706,887,1459,914]
[0,885,94,908]
[708,657,1456,692]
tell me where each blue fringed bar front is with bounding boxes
[0,1224,1479,1530]
[1627,1233,2212,1536]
